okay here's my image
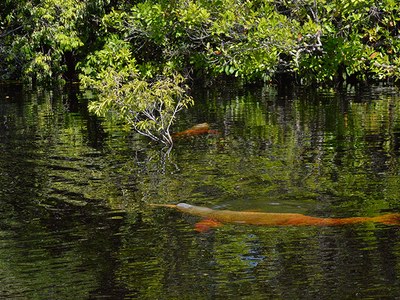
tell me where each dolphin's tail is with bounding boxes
[372,213,400,225]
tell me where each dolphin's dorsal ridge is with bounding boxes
[177,203,192,209]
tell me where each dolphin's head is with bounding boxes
[176,203,214,216]
[177,203,193,211]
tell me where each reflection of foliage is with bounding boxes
[116,211,400,298]
[0,225,99,299]
[2,84,400,298]
[0,87,128,298]
[123,85,400,216]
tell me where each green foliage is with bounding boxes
[202,1,300,80]
[100,0,301,80]
[0,0,89,83]
[79,37,193,146]
[2,0,400,84]
[294,0,400,83]
[97,0,400,84]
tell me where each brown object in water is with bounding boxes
[172,123,219,138]
[151,203,400,231]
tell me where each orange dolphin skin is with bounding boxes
[172,123,219,138]
[151,203,400,232]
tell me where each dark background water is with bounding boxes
[1,83,400,299]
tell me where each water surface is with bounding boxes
[0,83,400,299]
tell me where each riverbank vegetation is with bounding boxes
[1,0,399,144]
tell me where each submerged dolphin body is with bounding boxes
[151,203,400,231]
[172,123,219,138]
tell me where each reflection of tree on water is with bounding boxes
[117,211,400,299]
[0,87,127,298]
[110,85,400,298]
[2,84,400,299]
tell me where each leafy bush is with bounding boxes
[79,37,193,146]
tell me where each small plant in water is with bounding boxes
[79,38,193,147]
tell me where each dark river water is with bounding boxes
[1,82,400,299]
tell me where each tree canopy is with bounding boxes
[2,0,399,84]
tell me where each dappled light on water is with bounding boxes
[1,83,400,298]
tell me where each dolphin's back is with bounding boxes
[156,203,400,227]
